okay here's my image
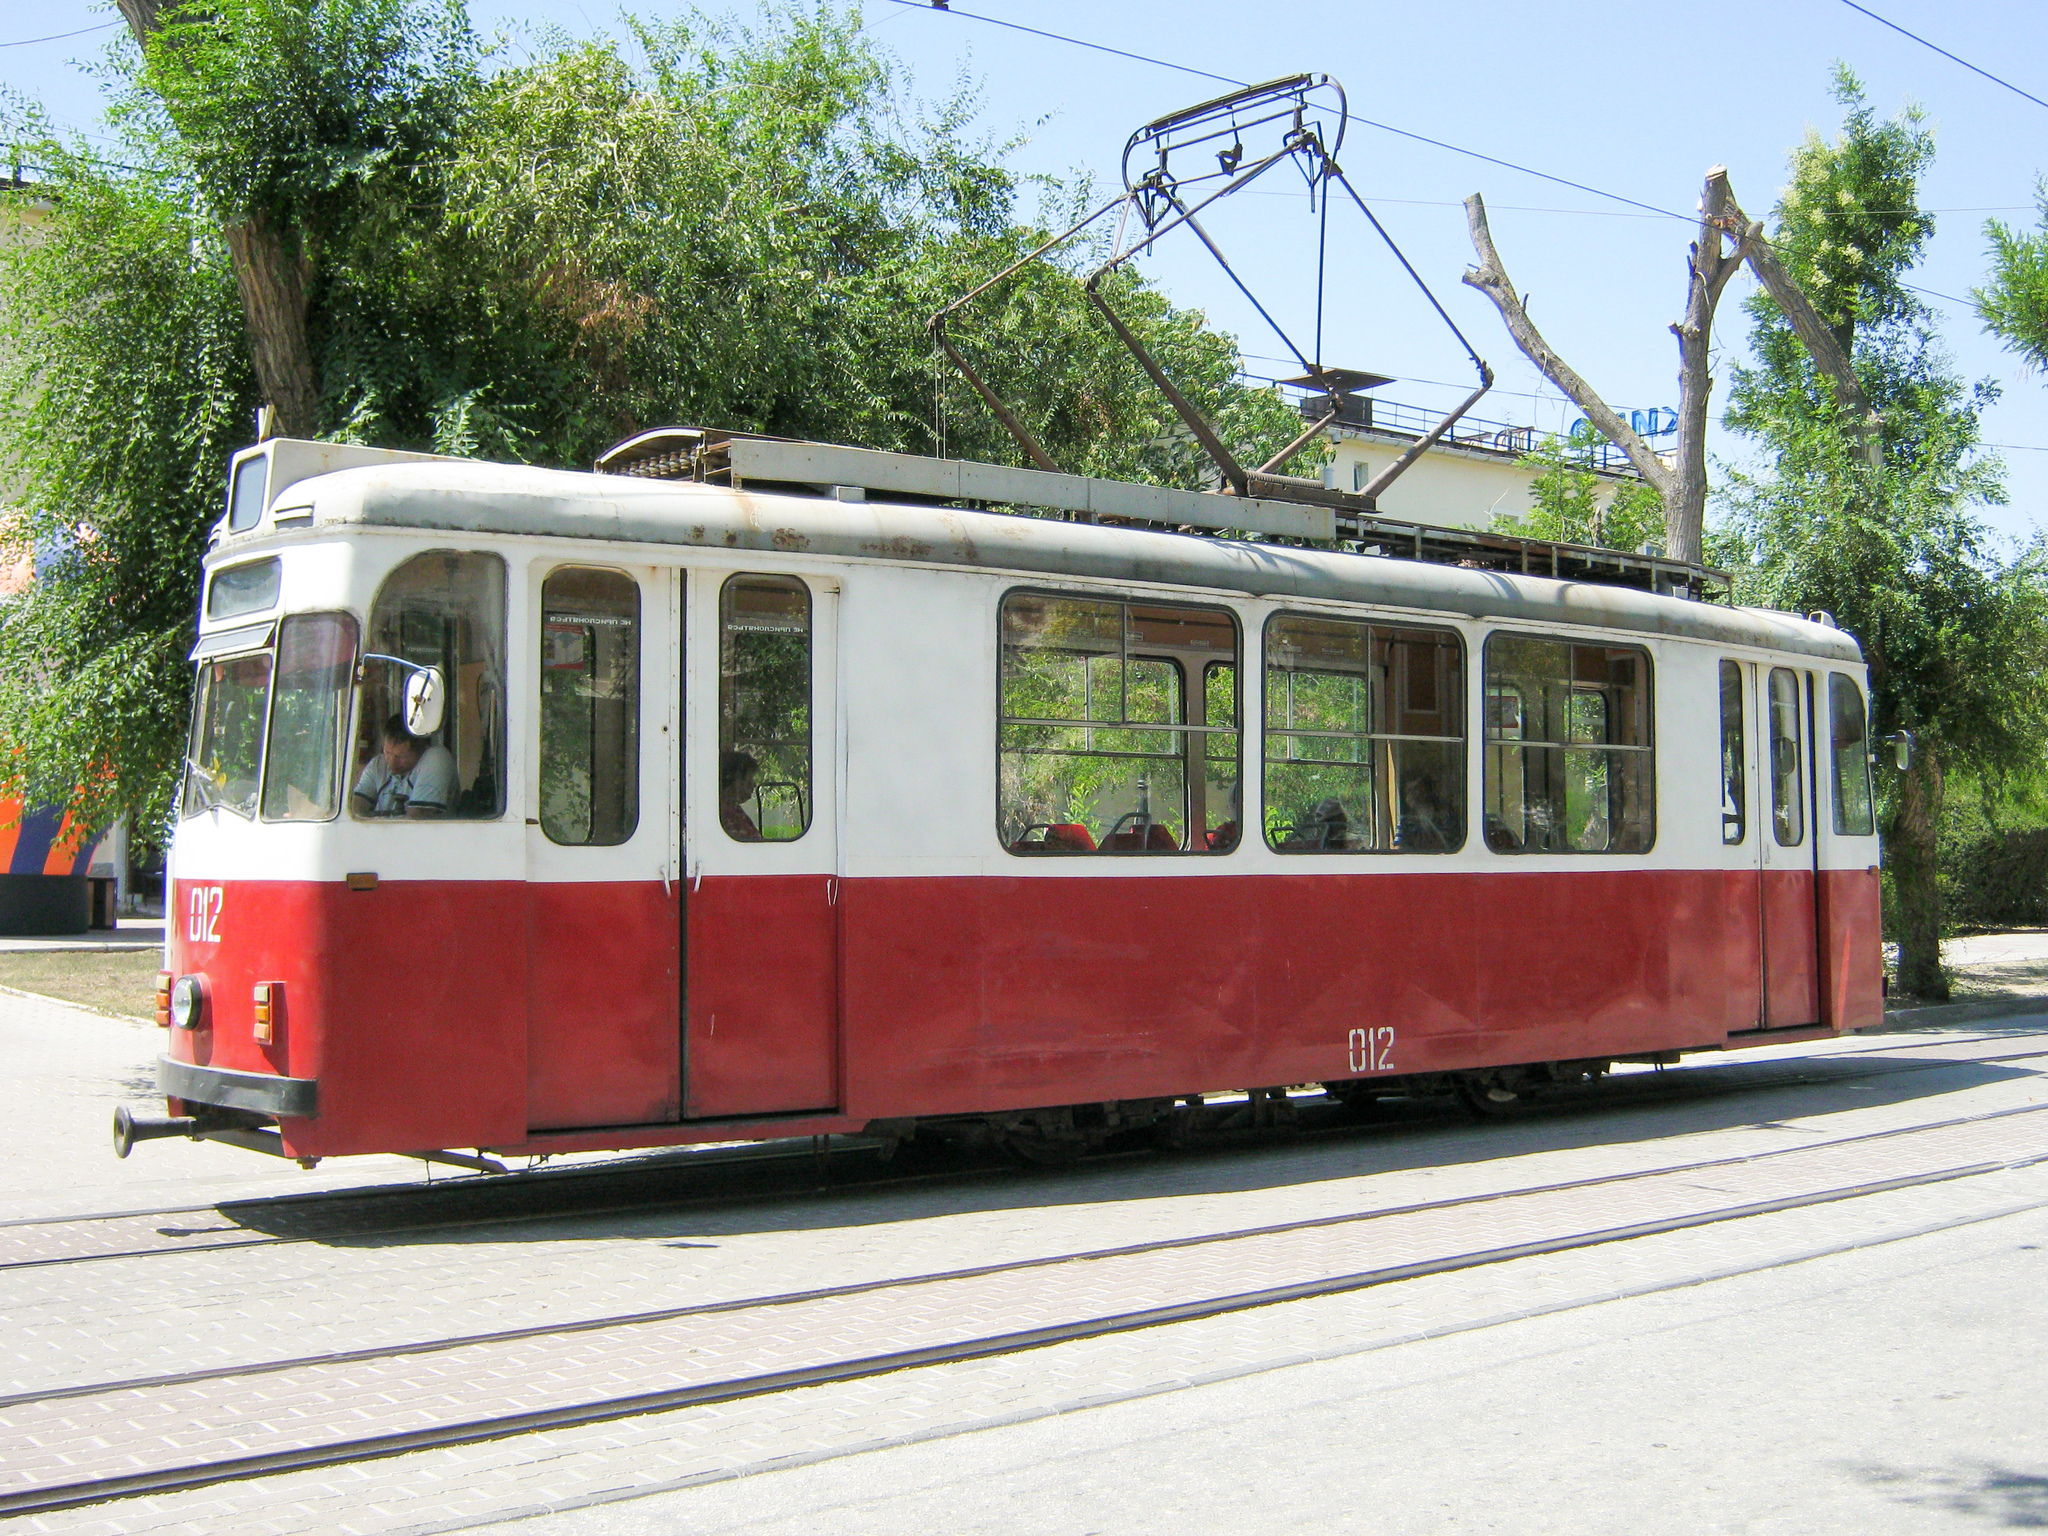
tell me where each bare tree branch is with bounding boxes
[1461,194,1678,512]
[1718,186,1885,469]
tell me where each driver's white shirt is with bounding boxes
[354,743,458,816]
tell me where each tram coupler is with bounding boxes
[112,1106,199,1157]
[112,1104,275,1159]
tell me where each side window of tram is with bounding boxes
[998,592,1240,854]
[540,568,640,846]
[183,650,273,820]
[1482,634,1653,854]
[1719,659,1746,844]
[719,575,812,842]
[1829,673,1876,837]
[1263,614,1465,852]
[351,551,507,820]
[1768,667,1805,846]
[261,613,360,821]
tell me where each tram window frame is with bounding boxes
[260,612,360,823]
[997,588,1241,856]
[1768,666,1805,847]
[1719,659,1746,845]
[718,573,813,844]
[1261,612,1466,854]
[539,567,641,847]
[1829,673,1876,837]
[1482,632,1655,855]
[207,558,281,620]
[349,550,508,822]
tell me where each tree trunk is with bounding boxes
[120,0,323,440]
[1886,742,1947,1000]
[1668,169,1748,564]
[221,213,321,438]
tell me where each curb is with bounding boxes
[0,983,154,1027]
[1875,994,2048,1029]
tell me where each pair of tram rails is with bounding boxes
[121,429,1886,1170]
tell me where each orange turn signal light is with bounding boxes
[154,971,173,1029]
[252,982,276,1044]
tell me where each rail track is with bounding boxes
[5,1058,2048,1517]
[6,1030,2045,1277]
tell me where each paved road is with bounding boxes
[1,989,2045,1534]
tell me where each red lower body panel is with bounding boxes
[685,874,838,1117]
[836,869,1777,1121]
[163,865,1882,1161]
[1762,868,1820,1027]
[526,882,680,1130]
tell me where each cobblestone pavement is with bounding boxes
[0,989,2045,1534]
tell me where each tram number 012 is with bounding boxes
[1347,1026,1395,1074]
[187,885,223,944]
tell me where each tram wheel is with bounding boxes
[1455,1076,1525,1119]
[997,1131,1091,1166]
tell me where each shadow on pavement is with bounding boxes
[203,1028,2048,1251]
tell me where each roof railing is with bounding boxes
[594,427,1726,602]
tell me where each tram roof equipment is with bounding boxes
[593,425,1729,603]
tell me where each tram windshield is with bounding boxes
[351,551,506,820]
[262,613,359,821]
[182,651,273,819]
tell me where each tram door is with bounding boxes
[526,563,683,1132]
[1757,664,1822,1026]
[680,570,841,1118]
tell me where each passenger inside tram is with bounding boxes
[351,714,457,818]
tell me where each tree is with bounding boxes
[115,0,476,437]
[0,5,1299,831]
[1462,168,1879,565]
[1976,182,2048,371]
[1719,67,2048,999]
[1493,434,1665,551]
[0,144,255,837]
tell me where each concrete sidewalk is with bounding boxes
[0,918,163,955]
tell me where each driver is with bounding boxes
[352,713,458,819]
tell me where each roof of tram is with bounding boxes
[222,451,1862,665]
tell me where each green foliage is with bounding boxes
[0,145,256,835]
[1714,64,2048,990]
[1976,181,2048,374]
[1492,433,1664,552]
[0,3,1300,832]
[131,0,477,234]
[1716,423,2048,768]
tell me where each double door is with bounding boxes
[525,564,840,1132]
[1723,658,1821,1029]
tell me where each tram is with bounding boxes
[117,428,1883,1167]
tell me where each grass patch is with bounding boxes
[0,951,161,1020]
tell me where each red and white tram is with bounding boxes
[122,430,1883,1166]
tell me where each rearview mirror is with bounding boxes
[1876,729,1913,772]
[403,666,446,739]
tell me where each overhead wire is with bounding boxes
[0,22,117,48]
[1838,1,2048,114]
[883,0,1686,220]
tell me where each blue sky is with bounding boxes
[7,0,2047,539]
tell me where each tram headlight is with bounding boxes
[168,974,208,1031]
